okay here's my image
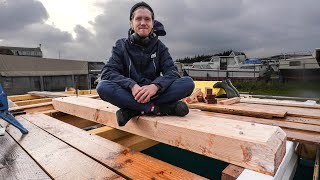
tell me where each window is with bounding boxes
[220,58,227,70]
[289,61,301,66]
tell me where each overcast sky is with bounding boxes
[0,0,319,62]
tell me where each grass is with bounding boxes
[232,80,320,98]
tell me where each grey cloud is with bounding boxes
[1,0,320,61]
[0,0,48,31]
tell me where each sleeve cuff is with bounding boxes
[129,82,137,89]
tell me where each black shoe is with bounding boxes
[116,108,141,126]
[226,79,240,97]
[155,101,189,116]
[213,80,239,98]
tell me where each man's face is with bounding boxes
[130,8,153,38]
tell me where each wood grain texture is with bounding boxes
[218,97,241,105]
[28,91,99,99]
[191,110,320,133]
[64,89,97,95]
[89,126,131,141]
[15,98,52,106]
[50,112,98,128]
[53,97,287,175]
[6,116,124,180]
[28,91,73,98]
[9,102,53,113]
[188,102,287,118]
[284,128,320,144]
[285,116,320,126]
[0,132,51,180]
[234,103,320,119]
[89,127,158,151]
[8,94,40,102]
[221,164,244,180]
[241,98,320,109]
[115,134,159,152]
[191,110,320,144]
[24,114,205,179]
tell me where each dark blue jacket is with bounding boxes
[101,35,180,93]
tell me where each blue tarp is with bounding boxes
[244,59,262,64]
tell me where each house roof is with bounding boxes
[0,46,42,52]
[0,54,88,76]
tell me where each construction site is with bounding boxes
[2,0,320,178]
[1,9,320,179]
[1,77,320,179]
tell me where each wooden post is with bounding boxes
[314,146,320,180]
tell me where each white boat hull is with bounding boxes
[183,68,261,80]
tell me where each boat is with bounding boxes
[279,48,320,81]
[181,52,277,81]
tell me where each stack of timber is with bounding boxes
[188,97,320,145]
[3,91,202,179]
[2,89,319,179]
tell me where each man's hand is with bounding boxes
[131,84,142,98]
[134,84,159,103]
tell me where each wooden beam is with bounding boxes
[7,94,41,102]
[53,97,287,175]
[284,128,320,145]
[50,112,98,129]
[15,98,52,106]
[285,116,320,126]
[242,94,319,102]
[218,97,241,105]
[191,110,320,133]
[65,89,97,95]
[0,131,51,180]
[28,91,99,99]
[89,126,131,141]
[188,103,287,118]
[234,103,320,119]
[89,126,159,151]
[22,114,205,179]
[115,134,159,152]
[221,164,244,180]
[314,146,320,180]
[7,116,124,179]
[41,109,60,115]
[9,102,53,113]
[237,141,298,180]
[28,91,73,98]
[241,98,320,109]
[80,94,100,98]
[185,88,203,104]
[191,110,320,144]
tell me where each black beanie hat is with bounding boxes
[130,1,154,20]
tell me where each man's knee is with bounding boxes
[96,80,116,101]
[181,77,195,94]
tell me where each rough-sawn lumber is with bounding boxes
[240,98,320,109]
[188,103,287,118]
[22,114,205,179]
[0,131,51,180]
[28,91,74,98]
[14,98,52,106]
[7,116,124,179]
[53,96,287,175]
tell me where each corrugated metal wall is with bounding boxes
[0,54,104,95]
[0,75,89,95]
